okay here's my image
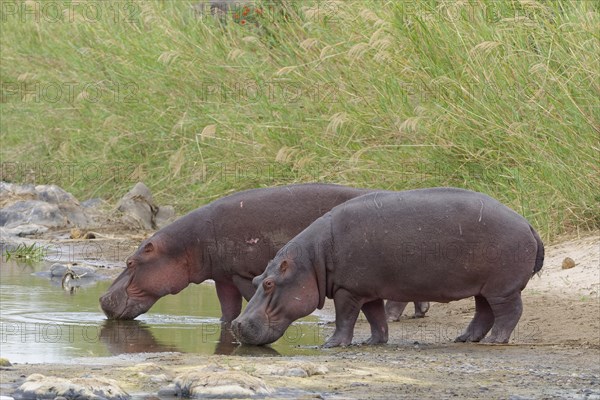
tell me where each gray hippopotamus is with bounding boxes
[232,188,544,347]
[100,184,374,321]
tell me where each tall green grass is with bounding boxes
[1,0,598,240]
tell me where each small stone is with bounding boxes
[562,257,576,269]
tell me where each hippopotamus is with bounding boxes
[385,300,429,321]
[100,184,373,321]
[232,188,544,347]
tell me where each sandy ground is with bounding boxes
[1,232,599,399]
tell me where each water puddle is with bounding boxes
[0,259,328,363]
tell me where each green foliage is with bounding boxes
[3,243,44,263]
[1,0,598,240]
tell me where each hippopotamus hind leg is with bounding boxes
[385,301,409,322]
[361,299,389,345]
[480,292,523,343]
[324,289,362,348]
[414,302,430,318]
[455,295,494,343]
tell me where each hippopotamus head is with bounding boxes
[100,232,195,320]
[231,252,323,345]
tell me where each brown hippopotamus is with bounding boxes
[100,184,373,321]
[232,188,544,347]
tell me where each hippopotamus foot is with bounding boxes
[455,295,495,343]
[323,289,363,348]
[413,302,430,318]
[361,299,389,345]
[480,292,523,343]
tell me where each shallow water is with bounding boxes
[0,260,326,363]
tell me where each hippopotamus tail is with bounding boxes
[530,225,544,275]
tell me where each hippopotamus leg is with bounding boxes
[480,292,523,343]
[215,281,244,322]
[361,299,389,345]
[216,277,257,322]
[455,295,495,342]
[324,289,363,348]
[413,302,430,318]
[385,301,408,322]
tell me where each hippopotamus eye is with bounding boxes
[262,279,275,293]
[126,259,134,268]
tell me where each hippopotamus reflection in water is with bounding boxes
[100,184,381,322]
[232,188,544,347]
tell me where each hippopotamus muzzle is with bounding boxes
[99,268,157,320]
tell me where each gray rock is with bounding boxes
[48,263,97,277]
[0,224,49,238]
[116,182,157,230]
[0,201,64,228]
[117,182,176,230]
[81,198,105,208]
[0,182,90,234]
[35,185,78,205]
[12,373,129,400]
[155,205,176,228]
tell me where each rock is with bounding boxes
[562,257,576,269]
[0,225,48,238]
[1,396,15,400]
[155,205,176,229]
[264,362,328,378]
[0,201,65,228]
[12,373,129,400]
[48,263,97,277]
[128,363,171,384]
[0,357,12,366]
[0,182,90,236]
[163,366,273,398]
[81,198,105,208]
[117,182,175,230]
[35,184,78,205]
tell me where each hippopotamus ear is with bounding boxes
[143,242,154,253]
[279,260,288,272]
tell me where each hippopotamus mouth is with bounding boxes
[99,271,156,320]
[100,292,154,320]
[231,310,291,346]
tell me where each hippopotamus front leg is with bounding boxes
[324,289,362,348]
[215,280,243,322]
[361,299,389,345]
